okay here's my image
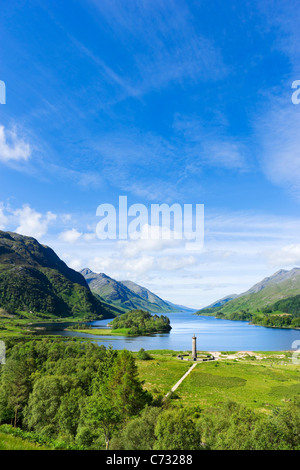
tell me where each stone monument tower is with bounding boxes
[192,334,197,360]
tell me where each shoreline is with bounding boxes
[196,312,300,331]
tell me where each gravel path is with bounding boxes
[164,362,198,400]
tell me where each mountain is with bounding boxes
[198,267,300,316]
[80,268,188,313]
[241,268,300,295]
[0,231,113,319]
[120,280,195,312]
[162,300,196,313]
[203,294,239,309]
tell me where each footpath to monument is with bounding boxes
[163,362,198,400]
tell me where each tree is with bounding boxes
[200,401,259,450]
[253,399,300,450]
[106,349,152,418]
[56,388,84,439]
[23,375,76,436]
[110,406,161,450]
[0,358,34,427]
[84,389,122,450]
[154,409,201,450]
[84,349,152,449]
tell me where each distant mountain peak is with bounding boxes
[80,267,94,276]
[243,267,300,295]
[200,266,300,315]
[81,268,190,313]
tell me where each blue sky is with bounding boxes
[1,0,300,307]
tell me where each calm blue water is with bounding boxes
[32,312,300,352]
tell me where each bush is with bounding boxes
[137,348,153,360]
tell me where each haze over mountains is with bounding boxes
[80,268,193,314]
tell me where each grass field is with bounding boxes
[136,350,300,413]
[0,431,49,450]
[68,327,131,336]
[136,350,193,397]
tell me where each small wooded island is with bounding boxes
[109,309,172,336]
[68,309,172,337]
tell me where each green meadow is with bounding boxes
[136,350,300,413]
[0,428,50,450]
[136,350,193,396]
[69,327,131,336]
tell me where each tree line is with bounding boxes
[1,338,300,450]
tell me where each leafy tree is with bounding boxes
[106,349,152,418]
[253,399,300,450]
[23,375,77,436]
[199,401,259,450]
[84,389,122,450]
[154,409,201,450]
[56,388,84,439]
[110,406,161,450]
[0,357,34,427]
[84,349,152,449]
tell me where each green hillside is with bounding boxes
[197,268,300,328]
[0,231,113,320]
[81,268,180,313]
[271,294,300,316]
[217,272,300,315]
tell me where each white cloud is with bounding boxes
[83,233,96,241]
[59,228,82,243]
[89,254,155,276]
[157,256,197,271]
[60,213,72,224]
[0,125,31,162]
[264,244,300,268]
[58,229,96,243]
[255,96,300,200]
[14,205,56,239]
[250,5,300,201]
[116,224,184,258]
[68,258,83,270]
[92,123,246,203]
[0,204,8,230]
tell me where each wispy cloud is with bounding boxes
[255,95,300,200]
[0,204,8,230]
[173,115,248,173]
[68,35,141,100]
[89,0,228,94]
[257,0,300,73]
[47,163,104,189]
[252,1,300,200]
[89,121,248,200]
